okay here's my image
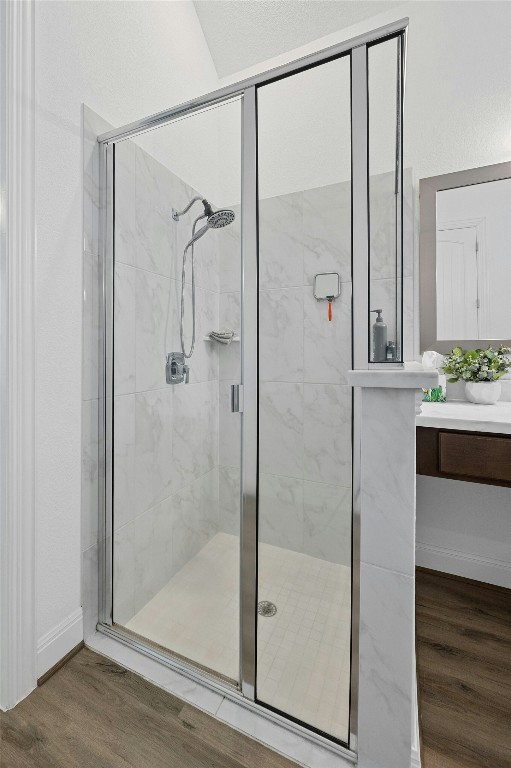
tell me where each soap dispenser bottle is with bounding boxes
[371,309,387,362]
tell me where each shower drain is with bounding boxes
[258,601,277,617]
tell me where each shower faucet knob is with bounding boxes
[166,352,189,385]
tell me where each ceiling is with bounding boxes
[193,0,406,78]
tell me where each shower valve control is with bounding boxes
[166,352,189,385]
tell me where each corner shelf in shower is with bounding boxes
[203,336,240,343]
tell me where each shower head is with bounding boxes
[207,209,235,229]
[173,196,235,229]
[180,200,235,250]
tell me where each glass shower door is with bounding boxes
[255,56,353,743]
[111,96,243,684]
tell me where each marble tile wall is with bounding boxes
[355,382,419,768]
[220,172,414,566]
[82,105,240,633]
[257,183,353,566]
[216,183,355,566]
[111,139,225,625]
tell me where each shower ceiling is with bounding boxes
[194,0,406,77]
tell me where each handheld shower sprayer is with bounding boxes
[166,196,236,372]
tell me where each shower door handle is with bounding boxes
[231,384,244,413]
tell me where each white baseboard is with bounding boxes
[37,608,83,678]
[416,542,511,589]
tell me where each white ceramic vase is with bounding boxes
[464,380,501,405]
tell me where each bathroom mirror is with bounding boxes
[420,161,511,354]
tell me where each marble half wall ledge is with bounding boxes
[348,369,439,390]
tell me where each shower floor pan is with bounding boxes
[125,532,351,741]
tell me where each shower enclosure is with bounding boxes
[96,19,406,754]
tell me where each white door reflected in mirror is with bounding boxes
[436,178,511,340]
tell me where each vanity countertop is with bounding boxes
[417,401,511,435]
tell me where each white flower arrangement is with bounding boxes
[442,346,511,383]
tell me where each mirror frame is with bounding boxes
[419,160,511,354]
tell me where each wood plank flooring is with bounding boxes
[0,648,299,768]
[416,568,511,768]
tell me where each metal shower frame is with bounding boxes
[96,17,407,760]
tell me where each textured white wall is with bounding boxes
[34,0,219,645]
[219,1,511,198]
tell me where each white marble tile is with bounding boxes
[86,631,224,716]
[348,369,437,389]
[187,285,219,384]
[135,147,174,277]
[303,481,352,566]
[361,388,416,576]
[82,398,99,552]
[114,139,137,267]
[358,563,414,768]
[162,674,224,716]
[259,192,304,289]
[303,182,351,286]
[171,480,206,576]
[172,380,218,489]
[193,222,219,294]
[82,544,99,640]
[114,262,136,396]
[259,382,303,479]
[199,469,220,544]
[135,268,175,392]
[219,380,241,468]
[171,383,203,490]
[218,291,241,381]
[113,394,136,530]
[202,379,220,474]
[113,523,136,625]
[259,288,303,382]
[258,474,304,552]
[134,388,173,515]
[132,503,170,614]
[82,251,100,401]
[219,205,241,294]
[303,282,352,385]
[218,465,240,536]
[219,290,240,333]
[303,384,352,486]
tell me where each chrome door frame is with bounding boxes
[239,86,258,700]
[97,17,409,755]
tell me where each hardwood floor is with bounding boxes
[416,568,511,768]
[0,648,298,768]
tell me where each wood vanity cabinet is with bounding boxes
[416,427,511,487]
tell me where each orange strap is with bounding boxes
[328,301,332,322]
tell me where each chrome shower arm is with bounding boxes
[172,196,204,221]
